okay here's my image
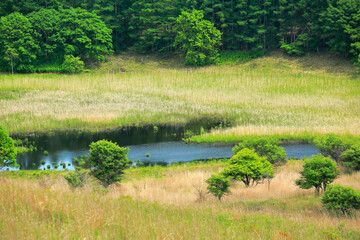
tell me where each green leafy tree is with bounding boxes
[94,0,132,52]
[27,9,62,63]
[4,48,18,74]
[174,10,222,66]
[0,12,39,73]
[0,126,17,169]
[0,0,62,17]
[314,135,351,162]
[233,138,287,165]
[57,8,113,63]
[128,0,180,53]
[205,174,231,202]
[322,184,360,214]
[340,144,360,170]
[321,0,360,56]
[223,148,274,187]
[88,140,132,187]
[296,154,340,194]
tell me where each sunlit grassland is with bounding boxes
[1,52,360,139]
[1,161,359,239]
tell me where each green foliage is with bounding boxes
[27,9,62,63]
[64,167,88,189]
[321,184,360,214]
[321,0,360,54]
[0,126,17,169]
[222,148,274,187]
[295,154,340,194]
[62,55,84,73]
[0,12,39,73]
[128,0,179,53]
[174,10,222,66]
[205,174,231,202]
[340,144,360,170]
[280,34,310,56]
[233,138,287,165]
[88,140,131,187]
[57,8,113,62]
[1,0,360,70]
[314,135,352,162]
[217,51,264,65]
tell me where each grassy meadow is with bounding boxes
[1,161,360,239]
[1,51,359,139]
[1,51,360,239]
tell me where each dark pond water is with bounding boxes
[10,124,320,170]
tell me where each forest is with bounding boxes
[1,0,360,72]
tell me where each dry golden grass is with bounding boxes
[107,161,360,234]
[1,161,359,239]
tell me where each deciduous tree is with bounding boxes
[174,10,222,66]
[0,126,17,169]
[296,154,340,194]
[223,148,274,187]
[88,140,132,187]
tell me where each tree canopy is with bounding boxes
[296,154,340,194]
[222,148,274,187]
[0,126,17,169]
[0,8,113,73]
[174,10,222,66]
[1,0,360,71]
[322,184,360,214]
[88,140,132,187]
[233,138,287,165]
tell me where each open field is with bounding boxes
[1,51,360,140]
[1,52,360,239]
[1,161,359,239]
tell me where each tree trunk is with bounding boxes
[10,56,14,74]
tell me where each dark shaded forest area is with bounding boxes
[1,0,360,72]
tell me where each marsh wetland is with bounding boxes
[12,125,320,170]
[1,53,360,239]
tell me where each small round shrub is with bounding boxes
[62,55,84,73]
[64,167,87,189]
[47,164,50,169]
[88,140,131,187]
[340,144,360,170]
[205,174,231,202]
[41,159,46,165]
[322,184,360,214]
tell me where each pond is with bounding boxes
[10,124,320,170]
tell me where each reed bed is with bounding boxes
[1,54,359,138]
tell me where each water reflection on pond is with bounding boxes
[11,125,320,170]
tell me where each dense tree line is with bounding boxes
[1,0,360,71]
